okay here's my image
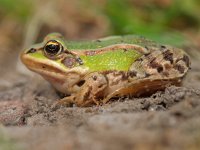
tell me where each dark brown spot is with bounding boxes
[136,58,143,62]
[92,76,97,81]
[123,48,127,52]
[149,60,160,68]
[26,48,36,54]
[77,80,85,87]
[182,54,190,67]
[120,71,128,80]
[174,64,185,74]
[162,50,173,64]
[149,59,164,73]
[157,66,163,73]
[144,52,151,57]
[128,71,137,78]
[161,45,166,50]
[101,70,113,75]
[62,57,76,68]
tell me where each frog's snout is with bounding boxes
[20,47,37,66]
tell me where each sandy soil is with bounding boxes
[0,47,200,150]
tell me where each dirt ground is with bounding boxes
[0,44,199,150]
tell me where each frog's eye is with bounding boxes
[44,40,63,56]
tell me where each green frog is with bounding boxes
[21,33,190,107]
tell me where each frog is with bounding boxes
[21,33,190,107]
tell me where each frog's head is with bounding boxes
[21,33,88,82]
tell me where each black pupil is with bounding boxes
[45,43,60,55]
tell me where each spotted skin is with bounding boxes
[129,46,190,80]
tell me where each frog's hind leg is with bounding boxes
[103,76,181,104]
[103,47,190,104]
[129,46,190,80]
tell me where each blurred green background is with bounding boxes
[0,0,200,45]
[0,0,200,75]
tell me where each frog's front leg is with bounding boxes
[52,72,108,108]
[75,72,108,106]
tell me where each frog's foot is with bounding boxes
[75,72,108,107]
[51,95,75,110]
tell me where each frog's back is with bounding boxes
[66,35,157,71]
[66,35,159,50]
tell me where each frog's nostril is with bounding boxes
[26,48,36,54]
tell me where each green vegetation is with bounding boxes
[105,0,200,34]
[103,0,200,45]
[0,0,33,21]
[0,0,199,45]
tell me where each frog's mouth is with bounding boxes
[21,53,67,79]
[21,52,89,82]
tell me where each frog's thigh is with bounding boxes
[129,48,189,79]
[75,72,108,106]
[103,49,187,104]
